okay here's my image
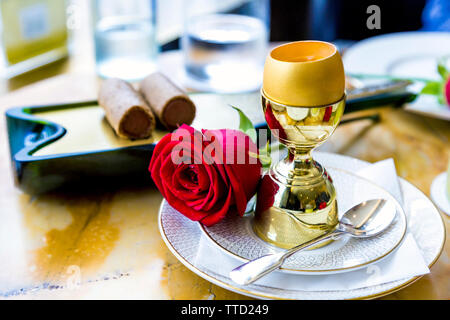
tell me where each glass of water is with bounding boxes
[92,0,158,81]
[182,0,270,93]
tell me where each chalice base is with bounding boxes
[253,161,339,249]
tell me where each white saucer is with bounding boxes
[430,172,450,216]
[200,167,406,275]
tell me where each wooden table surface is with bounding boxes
[0,6,448,299]
[1,74,449,300]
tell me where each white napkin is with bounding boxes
[194,158,430,291]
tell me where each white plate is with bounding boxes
[158,152,446,299]
[344,31,450,121]
[430,172,450,216]
[200,167,406,275]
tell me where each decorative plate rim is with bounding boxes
[430,172,450,216]
[158,152,446,300]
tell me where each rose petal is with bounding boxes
[200,186,235,226]
[206,129,262,215]
[164,189,209,221]
[173,165,198,191]
[150,140,180,197]
[170,165,204,202]
[191,164,226,212]
[255,174,278,215]
[445,77,450,106]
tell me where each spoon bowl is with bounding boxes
[339,199,397,237]
[230,198,397,285]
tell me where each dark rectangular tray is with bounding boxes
[6,90,414,194]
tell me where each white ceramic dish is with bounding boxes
[430,172,450,216]
[200,167,406,275]
[158,152,445,299]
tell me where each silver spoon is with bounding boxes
[230,198,397,285]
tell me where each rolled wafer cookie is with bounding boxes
[98,78,156,139]
[140,73,196,131]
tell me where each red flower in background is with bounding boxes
[445,77,450,106]
[149,125,261,226]
[420,60,450,108]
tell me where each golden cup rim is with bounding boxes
[262,40,345,106]
[268,40,339,65]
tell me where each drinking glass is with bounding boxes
[181,0,270,92]
[254,41,346,249]
[92,0,158,81]
[0,0,68,78]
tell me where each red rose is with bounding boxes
[445,77,450,107]
[149,125,261,226]
[255,174,278,215]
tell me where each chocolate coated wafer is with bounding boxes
[140,73,196,131]
[98,78,156,139]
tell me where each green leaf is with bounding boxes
[249,147,271,169]
[437,93,445,105]
[257,141,272,169]
[259,154,272,168]
[437,60,449,80]
[421,81,442,95]
[230,105,257,143]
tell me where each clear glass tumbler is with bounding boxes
[92,0,158,81]
[181,0,270,92]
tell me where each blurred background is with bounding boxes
[271,0,428,42]
[1,0,449,95]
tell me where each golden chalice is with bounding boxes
[254,41,346,249]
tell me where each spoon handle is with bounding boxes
[283,230,344,259]
[230,230,343,285]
